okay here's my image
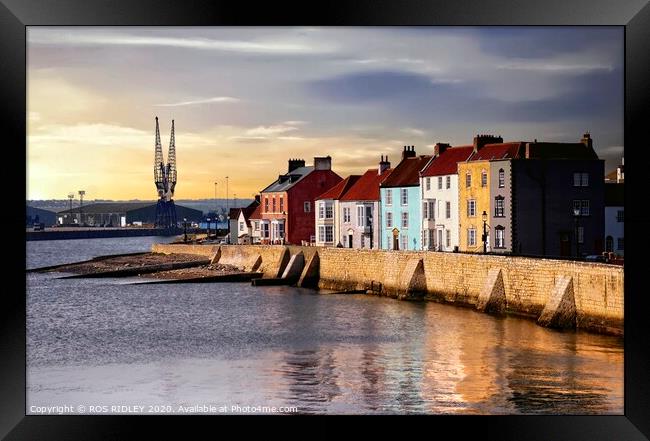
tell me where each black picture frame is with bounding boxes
[2,0,649,439]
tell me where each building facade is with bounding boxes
[337,157,392,249]
[419,144,472,251]
[259,157,342,245]
[604,183,624,255]
[314,175,360,247]
[379,146,431,251]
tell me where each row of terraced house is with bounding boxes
[230,133,623,258]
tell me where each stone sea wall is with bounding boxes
[150,244,623,335]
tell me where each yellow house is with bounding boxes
[458,159,491,252]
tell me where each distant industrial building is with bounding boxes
[56,202,202,227]
[26,206,57,227]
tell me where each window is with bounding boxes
[467,199,476,217]
[468,228,477,246]
[402,212,409,228]
[423,201,435,220]
[438,177,443,189]
[577,226,584,244]
[278,222,285,238]
[239,222,245,230]
[494,196,505,217]
[498,169,505,188]
[426,178,431,191]
[319,202,325,219]
[446,201,451,219]
[617,210,624,222]
[401,188,408,205]
[422,201,428,219]
[401,234,408,250]
[385,189,392,206]
[446,229,451,247]
[357,205,365,227]
[427,229,434,250]
[254,221,259,231]
[272,198,276,213]
[573,172,589,187]
[465,172,471,188]
[481,170,487,187]
[386,212,393,228]
[262,223,270,238]
[617,237,624,250]
[264,197,269,212]
[494,226,505,248]
[279,197,284,213]
[318,225,333,243]
[343,207,350,223]
[446,176,451,189]
[304,201,311,213]
[572,199,590,216]
[325,202,333,219]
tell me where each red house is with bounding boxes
[258,157,342,245]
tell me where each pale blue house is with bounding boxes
[379,146,431,250]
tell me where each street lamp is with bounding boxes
[482,210,488,253]
[206,217,211,240]
[214,181,218,213]
[573,207,581,259]
[183,217,188,243]
[368,215,373,249]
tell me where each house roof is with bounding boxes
[261,166,314,193]
[248,204,262,220]
[467,142,525,161]
[523,142,599,160]
[380,155,432,188]
[605,183,624,206]
[340,168,392,201]
[315,175,361,200]
[420,146,474,177]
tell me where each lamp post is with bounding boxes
[67,193,74,224]
[368,215,373,249]
[225,176,229,212]
[183,217,188,243]
[78,190,85,226]
[482,210,488,254]
[206,217,211,240]
[573,208,581,259]
[214,181,218,214]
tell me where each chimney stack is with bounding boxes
[581,132,593,150]
[473,134,503,153]
[433,142,450,157]
[378,155,391,175]
[402,145,416,160]
[314,156,332,170]
[288,158,305,173]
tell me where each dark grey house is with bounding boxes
[56,202,203,227]
[511,134,604,257]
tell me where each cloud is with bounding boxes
[401,127,426,137]
[498,61,614,73]
[28,30,334,55]
[154,96,240,107]
[246,124,299,136]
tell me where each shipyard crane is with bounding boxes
[153,117,178,229]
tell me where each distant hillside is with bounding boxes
[26,199,254,215]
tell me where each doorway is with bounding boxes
[348,234,353,248]
[560,232,571,257]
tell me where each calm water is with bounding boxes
[27,238,623,414]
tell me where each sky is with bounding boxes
[27,26,624,200]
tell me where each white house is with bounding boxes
[419,144,473,251]
[604,182,624,255]
[314,175,360,247]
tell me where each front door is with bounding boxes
[348,234,353,248]
[560,233,571,256]
[438,229,443,251]
[392,227,400,250]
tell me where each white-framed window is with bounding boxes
[401,234,408,250]
[343,207,351,223]
[426,178,431,191]
[494,196,505,217]
[357,205,365,227]
[573,199,590,216]
[262,223,270,238]
[446,229,451,247]
[446,176,451,189]
[279,197,284,213]
[422,201,428,220]
[498,169,505,188]
[325,202,333,219]
[272,198,276,213]
[386,212,393,228]
[239,222,245,230]
[385,189,392,206]
[304,201,311,213]
[617,237,624,250]
[468,228,477,246]
[465,172,472,188]
[401,212,409,228]
[577,226,584,244]
[254,221,259,231]
[481,170,487,187]
[573,172,589,187]
[318,202,325,219]
[494,226,505,248]
[446,201,451,219]
[264,197,269,212]
[318,225,333,243]
[401,188,408,205]
[278,222,285,238]
[423,201,435,220]
[467,199,476,217]
[617,210,624,222]
[438,177,443,189]
[426,229,434,250]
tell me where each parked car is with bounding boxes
[585,255,606,263]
